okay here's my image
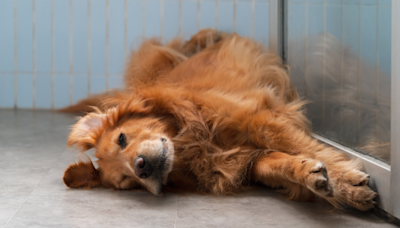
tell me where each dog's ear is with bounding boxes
[67,112,106,151]
[63,161,101,188]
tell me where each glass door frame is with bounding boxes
[390,0,400,218]
[268,0,398,218]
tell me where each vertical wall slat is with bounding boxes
[215,0,218,30]
[127,0,143,50]
[34,0,51,74]
[304,0,308,98]
[105,0,109,91]
[69,0,73,104]
[89,0,106,95]
[124,0,127,62]
[143,0,146,39]
[164,0,180,41]
[254,0,269,45]
[181,0,197,39]
[217,0,234,33]
[161,0,164,41]
[0,73,15,109]
[251,0,255,39]
[236,0,252,37]
[35,0,52,109]
[233,0,236,32]
[109,0,125,89]
[51,0,54,108]
[145,0,161,38]
[200,0,216,30]
[14,0,18,108]
[16,0,33,108]
[72,0,89,103]
[32,0,36,109]
[197,0,200,31]
[0,0,16,108]
[53,0,71,108]
[179,0,182,35]
[87,0,91,96]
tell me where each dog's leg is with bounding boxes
[124,40,188,88]
[251,152,333,201]
[251,136,377,210]
[313,149,377,211]
[212,103,377,210]
[125,28,225,88]
[179,28,225,57]
[250,134,377,210]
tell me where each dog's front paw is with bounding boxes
[345,185,377,211]
[301,160,334,198]
[334,170,377,211]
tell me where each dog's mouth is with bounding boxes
[134,140,174,196]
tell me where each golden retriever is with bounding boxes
[62,29,377,211]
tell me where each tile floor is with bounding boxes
[0,109,398,228]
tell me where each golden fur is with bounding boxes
[62,29,377,211]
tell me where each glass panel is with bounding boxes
[287,0,391,163]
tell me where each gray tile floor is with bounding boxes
[0,109,398,228]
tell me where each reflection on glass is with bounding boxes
[287,0,391,163]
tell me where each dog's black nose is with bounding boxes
[134,157,153,179]
[161,138,167,143]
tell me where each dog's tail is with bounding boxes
[57,90,119,114]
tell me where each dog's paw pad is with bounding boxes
[315,178,328,189]
[304,161,333,198]
[310,163,325,174]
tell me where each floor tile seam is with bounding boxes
[2,156,61,228]
[29,150,70,196]
[2,192,30,228]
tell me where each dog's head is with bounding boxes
[63,106,179,196]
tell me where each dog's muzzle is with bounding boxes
[134,137,170,196]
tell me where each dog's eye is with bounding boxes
[118,133,127,149]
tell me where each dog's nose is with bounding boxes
[134,157,153,179]
[161,138,166,143]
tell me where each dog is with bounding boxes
[62,29,377,211]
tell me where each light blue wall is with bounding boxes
[1,0,391,109]
[0,0,270,109]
